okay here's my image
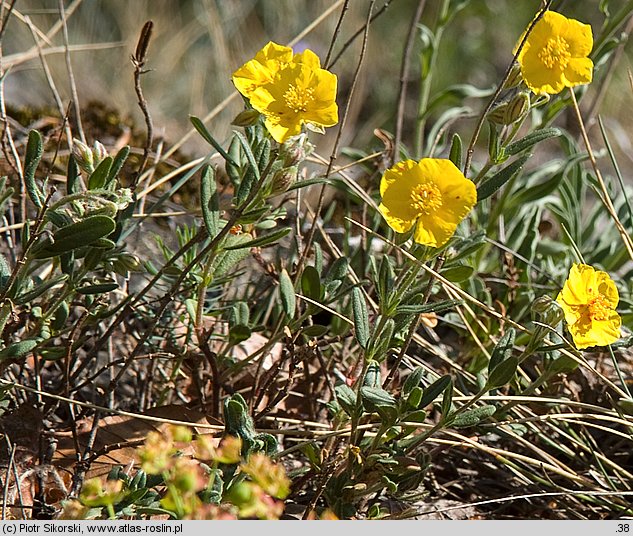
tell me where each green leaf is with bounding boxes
[106,146,130,185]
[441,379,453,418]
[452,404,496,428]
[361,386,396,407]
[76,282,119,295]
[419,374,451,408]
[325,257,349,282]
[335,384,357,416]
[477,154,531,202]
[286,176,336,192]
[0,252,10,291]
[504,128,561,156]
[15,275,68,305]
[488,356,519,389]
[488,328,515,374]
[367,318,394,362]
[223,228,290,250]
[396,299,461,316]
[66,155,79,195]
[0,339,38,361]
[403,367,425,396]
[88,156,113,190]
[200,165,219,239]
[211,234,253,277]
[449,133,463,169]
[24,130,44,207]
[189,116,237,166]
[440,264,474,283]
[229,324,251,345]
[279,269,296,318]
[32,215,116,258]
[352,287,369,349]
[301,265,321,301]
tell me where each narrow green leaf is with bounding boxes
[76,282,119,295]
[504,128,561,156]
[189,116,237,166]
[335,384,358,416]
[301,266,322,301]
[24,130,44,207]
[106,145,130,185]
[449,133,462,169]
[67,155,79,195]
[452,404,496,428]
[403,367,425,396]
[200,165,219,238]
[279,268,296,318]
[0,339,38,361]
[488,356,519,389]
[440,265,474,282]
[488,328,516,374]
[477,154,531,201]
[223,227,290,250]
[441,379,453,418]
[396,299,462,316]
[352,287,369,349]
[419,374,451,408]
[32,215,116,258]
[88,156,113,190]
[15,275,68,304]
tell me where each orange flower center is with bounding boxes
[538,36,571,70]
[586,295,611,322]
[283,84,315,113]
[411,183,442,215]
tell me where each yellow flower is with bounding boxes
[517,11,593,95]
[556,263,621,350]
[232,41,293,99]
[232,42,338,143]
[378,159,477,248]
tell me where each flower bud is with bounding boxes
[92,140,109,166]
[503,62,524,90]
[270,166,298,195]
[72,138,94,173]
[505,91,530,124]
[531,295,564,327]
[279,133,313,167]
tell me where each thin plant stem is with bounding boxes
[568,88,633,262]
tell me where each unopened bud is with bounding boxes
[487,92,530,126]
[279,133,313,167]
[270,166,298,195]
[505,91,530,124]
[92,140,109,166]
[503,62,524,90]
[72,138,94,173]
[532,295,564,327]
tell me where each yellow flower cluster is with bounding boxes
[232,41,338,143]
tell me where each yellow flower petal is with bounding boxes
[414,215,455,248]
[563,57,593,87]
[380,160,417,197]
[232,41,293,99]
[378,204,416,234]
